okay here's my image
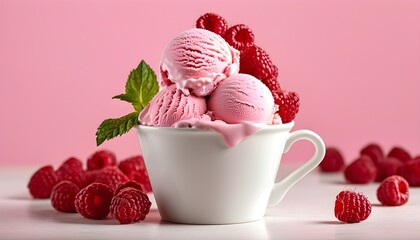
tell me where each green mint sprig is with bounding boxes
[95,60,159,146]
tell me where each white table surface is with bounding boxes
[1,165,419,240]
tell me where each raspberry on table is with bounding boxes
[344,155,377,184]
[118,155,147,176]
[87,150,117,171]
[50,180,80,213]
[319,147,345,172]
[114,180,144,196]
[224,24,255,51]
[273,90,300,123]
[334,190,371,223]
[56,157,85,188]
[28,165,60,199]
[196,13,229,37]
[397,158,420,186]
[375,157,403,182]
[95,166,129,192]
[128,171,153,193]
[56,157,83,177]
[377,175,409,206]
[110,187,151,224]
[239,45,279,91]
[360,143,384,167]
[74,183,114,220]
[387,146,411,163]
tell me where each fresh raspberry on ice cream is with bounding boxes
[224,24,255,51]
[239,45,279,93]
[196,13,229,37]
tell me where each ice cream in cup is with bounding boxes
[96,18,325,225]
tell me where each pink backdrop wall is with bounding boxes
[1,0,419,166]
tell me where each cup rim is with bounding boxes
[135,121,295,133]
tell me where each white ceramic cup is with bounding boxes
[136,121,325,224]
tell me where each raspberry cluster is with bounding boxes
[321,144,416,223]
[27,150,152,224]
[196,13,299,123]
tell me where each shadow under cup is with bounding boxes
[136,121,325,224]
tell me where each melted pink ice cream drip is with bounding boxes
[174,115,265,148]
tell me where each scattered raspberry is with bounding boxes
[387,146,411,163]
[319,147,345,172]
[28,165,60,199]
[110,187,151,224]
[196,13,228,37]
[74,183,114,219]
[50,181,80,213]
[95,167,129,192]
[334,190,371,223]
[344,155,377,184]
[375,157,403,182]
[87,150,117,171]
[128,171,152,193]
[360,143,384,167]
[397,159,420,186]
[273,90,300,123]
[377,175,409,206]
[224,24,255,51]
[118,155,147,176]
[114,180,144,195]
[56,157,85,188]
[83,170,101,186]
[240,45,279,92]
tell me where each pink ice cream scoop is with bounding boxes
[160,28,240,97]
[139,85,207,127]
[208,73,275,124]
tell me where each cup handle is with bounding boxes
[268,130,326,207]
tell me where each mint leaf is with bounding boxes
[113,60,159,112]
[95,112,139,146]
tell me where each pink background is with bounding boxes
[1,0,419,167]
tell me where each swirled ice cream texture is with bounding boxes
[160,28,240,97]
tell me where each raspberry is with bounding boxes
[375,157,403,182]
[224,24,255,51]
[319,147,345,172]
[56,157,85,188]
[110,187,151,224]
[87,150,117,171]
[115,180,144,195]
[128,171,152,193]
[196,13,228,37]
[83,170,101,186]
[397,159,420,186]
[118,155,147,176]
[334,190,371,223]
[239,45,279,92]
[273,90,300,123]
[50,181,80,213]
[28,165,60,199]
[95,166,129,191]
[360,143,384,167]
[387,146,411,163]
[74,183,113,219]
[344,155,377,184]
[377,175,409,206]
